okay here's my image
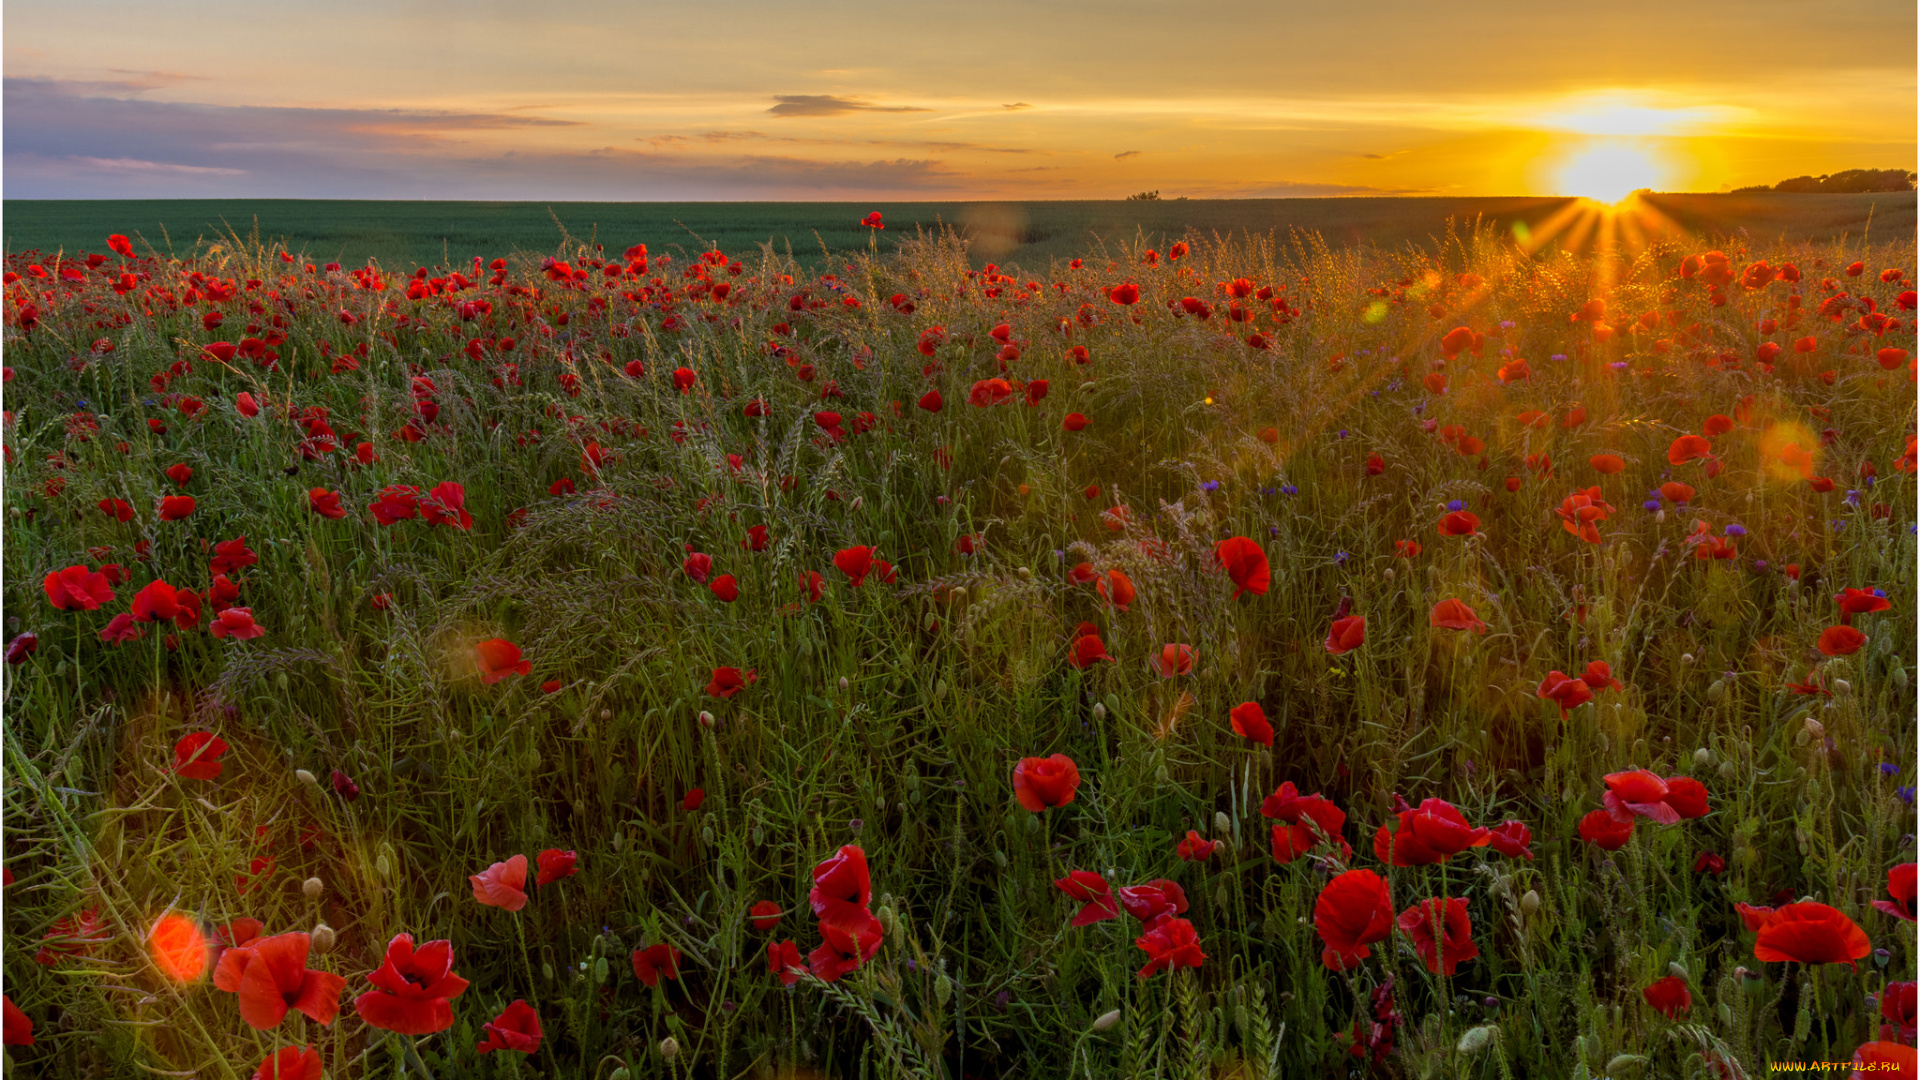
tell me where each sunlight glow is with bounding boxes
[148,912,210,983]
[1556,142,1664,203]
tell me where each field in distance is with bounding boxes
[4,192,1913,272]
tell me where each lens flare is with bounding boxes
[1557,142,1663,204]
[148,912,211,983]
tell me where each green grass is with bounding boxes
[4,192,1913,275]
[0,217,1914,1079]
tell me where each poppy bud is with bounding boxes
[599,708,612,721]
[1718,760,1736,780]
[1605,1054,1648,1077]
[1457,1026,1495,1054]
[701,826,714,846]
[1383,568,1394,580]
[1092,703,1106,722]
[594,956,609,984]
[311,923,335,953]
[302,876,324,898]
[933,679,948,700]
[660,1037,680,1061]
[1894,665,1909,693]
[1706,679,1724,703]
[276,672,289,692]
[750,825,762,845]
[1667,962,1689,982]
[295,769,317,786]
[850,496,863,512]
[375,852,391,879]
[543,961,555,981]
[948,587,966,606]
[1717,1003,1734,1027]
[699,711,715,728]
[1520,890,1541,916]
[1679,653,1694,665]
[1017,566,1031,580]
[1214,811,1231,836]
[1079,381,1096,392]
[877,904,896,939]
[994,850,1009,869]
[1830,678,1850,694]
[1092,1008,1122,1032]
[1154,765,1170,786]
[839,676,850,694]
[610,1070,631,1080]
[1804,715,1825,738]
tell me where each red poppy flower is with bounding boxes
[1325,615,1366,654]
[1,996,28,1048]
[1872,863,1917,922]
[1314,869,1395,971]
[918,389,944,412]
[1486,820,1533,860]
[799,570,825,601]
[1429,599,1486,633]
[1601,769,1709,824]
[1754,902,1870,967]
[165,462,194,487]
[740,901,783,932]
[1837,588,1892,621]
[1108,283,1140,305]
[221,931,347,1030]
[1556,487,1615,543]
[1095,569,1135,611]
[1590,454,1626,474]
[44,565,115,611]
[1134,916,1205,978]
[1374,798,1490,866]
[1642,975,1690,1018]
[1667,435,1712,465]
[631,943,682,986]
[682,789,704,811]
[861,211,884,229]
[159,495,197,521]
[1263,782,1351,864]
[1581,661,1623,691]
[470,854,528,911]
[148,911,211,983]
[1054,870,1119,926]
[1882,982,1917,1041]
[1436,510,1480,537]
[420,481,473,530]
[210,608,265,641]
[99,497,135,522]
[308,488,347,519]
[1853,1042,1918,1077]
[1148,643,1194,677]
[672,367,697,393]
[810,909,884,982]
[968,378,1013,406]
[173,732,230,780]
[1693,851,1726,874]
[682,552,713,583]
[476,999,541,1055]
[1067,633,1115,669]
[251,1047,322,1080]
[1176,830,1222,862]
[1012,754,1081,811]
[1118,880,1189,925]
[369,486,421,525]
[1229,701,1273,746]
[1536,671,1593,716]
[1735,903,1777,932]
[1024,379,1049,405]
[1063,412,1089,431]
[1213,536,1270,598]
[354,935,468,1035]
[1397,897,1477,975]
[706,666,756,698]
[474,639,530,683]
[743,525,771,551]
[536,849,578,888]
[1578,809,1634,850]
[1818,625,1869,657]
[834,546,874,585]
[808,843,872,934]
[767,940,804,986]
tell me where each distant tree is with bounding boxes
[1125,190,1162,201]
[1740,168,1915,194]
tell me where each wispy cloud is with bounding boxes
[1002,102,1032,111]
[767,94,929,118]
[1114,150,1141,160]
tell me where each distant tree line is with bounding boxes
[1733,168,1916,194]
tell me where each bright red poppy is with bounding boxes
[354,935,468,1035]
[1601,769,1710,824]
[1556,487,1615,543]
[1108,283,1140,305]
[1753,902,1870,967]
[308,488,347,519]
[1852,1042,1917,1078]
[1054,870,1120,926]
[210,608,266,641]
[1578,809,1634,850]
[173,732,230,780]
[1,996,28,1047]
[749,901,784,931]
[220,931,347,1030]
[1590,454,1625,474]
[476,999,542,1055]
[44,565,115,611]
[1374,798,1490,866]
[1063,412,1089,431]
[1429,599,1486,633]
[1536,671,1593,716]
[809,844,873,935]
[536,849,578,888]
[1837,588,1892,621]
[420,481,473,530]
[810,910,883,982]
[1486,820,1533,860]
[474,639,531,683]
[1436,510,1480,537]
[1667,435,1713,465]
[132,580,184,623]
[1397,897,1477,975]
[767,941,804,985]
[1263,782,1351,864]
[1067,633,1115,669]
[1818,625,1868,656]
[672,367,696,393]
[1325,615,1366,654]
[1148,643,1194,677]
[1873,863,1917,922]
[1642,975,1691,1018]
[1229,701,1273,746]
[1213,536,1270,598]
[918,389,944,412]
[1134,916,1205,978]
[159,495,197,521]
[631,944,682,986]
[1314,869,1395,971]
[1012,754,1081,811]
[369,486,421,525]
[1095,569,1135,611]
[1176,830,1222,862]
[706,667,756,698]
[251,1046,323,1080]
[470,854,528,912]
[1581,661,1623,692]
[709,574,739,602]
[834,546,874,585]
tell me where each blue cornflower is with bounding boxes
[1881,762,1901,777]
[1608,361,1629,371]
[1900,785,1915,805]
[1550,353,1567,361]
[1201,480,1220,492]
[1334,551,1349,566]
[1412,402,1425,415]
[1643,500,1662,512]
[1337,429,1348,439]
[1845,490,1862,507]
[1724,524,1746,537]
[1281,484,1298,496]
[1446,499,1465,512]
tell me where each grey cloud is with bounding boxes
[1003,102,1032,111]
[1114,150,1141,160]
[767,94,929,118]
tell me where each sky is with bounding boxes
[2,0,1915,200]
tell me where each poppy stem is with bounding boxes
[402,1036,438,1080]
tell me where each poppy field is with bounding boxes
[1,217,1916,1079]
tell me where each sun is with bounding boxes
[1557,141,1664,204]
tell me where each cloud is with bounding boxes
[1114,150,1142,160]
[767,94,929,118]
[67,156,245,176]
[1003,102,1032,111]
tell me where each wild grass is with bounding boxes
[1,214,1914,1078]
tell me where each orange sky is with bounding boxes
[4,0,1914,199]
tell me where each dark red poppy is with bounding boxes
[1054,870,1119,925]
[159,495,197,521]
[1436,510,1480,537]
[1881,981,1916,1041]
[1397,897,1477,975]
[706,667,756,698]
[743,525,771,551]
[1486,820,1533,860]
[1581,661,1623,691]
[1096,569,1135,610]
[1176,830,1222,862]
[308,488,347,519]
[1536,671,1594,716]
[808,844,872,935]
[1602,769,1710,824]
[1693,851,1726,874]
[1819,625,1868,656]
[1314,869,1394,970]
[165,462,193,487]
[99,498,135,522]
[1374,798,1490,865]
[810,910,883,982]
[1263,782,1350,864]
[331,770,360,800]
[1134,916,1205,978]
[1063,412,1089,431]
[369,486,421,526]
[1213,536,1270,598]
[1872,863,1917,922]
[1753,902,1870,967]
[918,389,944,412]
[1229,701,1273,746]
[1,996,29,1047]
[834,546,874,585]
[1836,588,1892,622]
[6,633,37,664]
[1325,615,1366,654]
[476,1000,541,1055]
[968,378,1013,406]
[1012,754,1080,811]
[672,367,696,393]
[44,565,114,611]
[1429,599,1486,633]
[768,940,804,985]
[474,639,530,683]
[173,732,230,780]
[1067,633,1115,669]
[536,849,578,888]
[1578,809,1634,849]
[420,482,473,530]
[631,943,682,986]
[220,931,346,1030]
[800,570,825,602]
[1108,283,1140,305]
[1642,975,1690,1018]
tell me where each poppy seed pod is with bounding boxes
[839,676,850,694]
[660,1037,680,1061]
[1092,1008,1122,1032]
[1680,653,1694,665]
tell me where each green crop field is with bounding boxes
[4,192,1912,275]
[0,211,1915,1079]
